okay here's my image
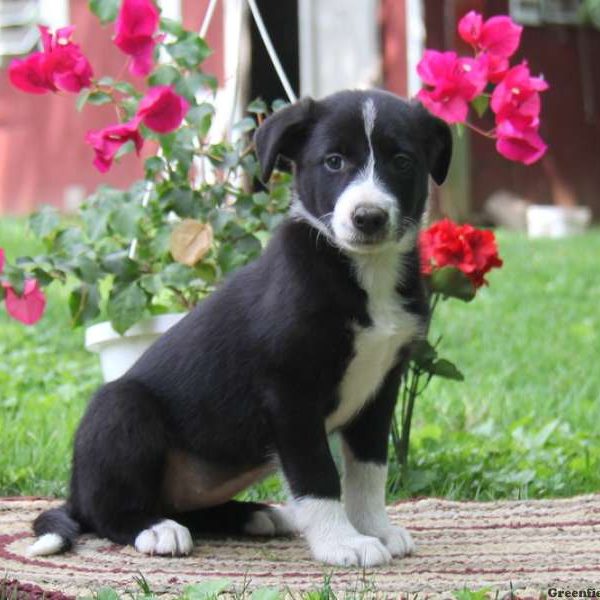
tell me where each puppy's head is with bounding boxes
[254,90,452,254]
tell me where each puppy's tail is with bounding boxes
[28,504,80,556]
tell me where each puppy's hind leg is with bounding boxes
[174,500,296,538]
[73,379,193,556]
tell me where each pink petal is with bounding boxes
[0,248,4,273]
[496,122,547,165]
[137,86,189,133]
[417,89,468,124]
[4,279,46,325]
[480,16,523,58]
[8,54,54,94]
[458,11,483,46]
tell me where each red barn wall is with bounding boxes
[0,0,224,215]
[422,0,600,220]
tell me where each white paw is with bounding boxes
[378,525,416,557]
[244,507,296,536]
[310,533,392,567]
[134,519,193,556]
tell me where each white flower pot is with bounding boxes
[526,205,591,238]
[85,313,186,382]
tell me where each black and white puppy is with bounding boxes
[30,89,451,567]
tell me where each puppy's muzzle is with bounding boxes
[351,205,390,237]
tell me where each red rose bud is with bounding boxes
[114,0,160,77]
[136,86,189,134]
[85,120,144,173]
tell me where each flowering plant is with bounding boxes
[391,219,503,486]
[2,0,291,333]
[417,11,549,165]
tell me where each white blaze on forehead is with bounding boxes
[362,98,377,177]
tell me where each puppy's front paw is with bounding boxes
[310,534,392,567]
[134,519,193,556]
[378,525,415,557]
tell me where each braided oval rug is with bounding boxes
[2,495,600,599]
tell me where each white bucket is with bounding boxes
[526,205,591,238]
[85,313,186,382]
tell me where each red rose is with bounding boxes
[420,219,503,288]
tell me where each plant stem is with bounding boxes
[465,121,496,139]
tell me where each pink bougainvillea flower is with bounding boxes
[0,248,4,272]
[417,50,488,123]
[136,86,189,134]
[495,120,547,165]
[85,120,144,173]
[458,11,523,59]
[2,279,46,325]
[8,25,92,94]
[491,62,549,129]
[114,0,160,76]
[8,52,54,94]
[43,27,94,93]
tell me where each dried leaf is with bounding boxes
[170,219,213,266]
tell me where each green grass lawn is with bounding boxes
[1,217,599,500]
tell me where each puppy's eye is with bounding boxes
[393,153,414,175]
[324,154,345,172]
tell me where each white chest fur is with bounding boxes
[326,246,421,432]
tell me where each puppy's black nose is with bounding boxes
[351,205,389,235]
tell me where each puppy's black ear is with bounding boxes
[414,102,453,185]
[253,97,316,183]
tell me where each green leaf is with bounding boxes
[139,273,162,295]
[162,187,197,217]
[160,17,184,37]
[113,139,136,162]
[74,255,101,284]
[471,95,489,118]
[29,206,60,239]
[429,267,476,302]
[89,0,119,24]
[195,262,217,284]
[4,267,25,296]
[149,64,180,87]
[410,339,438,368]
[108,283,147,335]
[184,579,231,600]
[145,156,167,178]
[76,88,91,112]
[271,99,288,112]
[87,91,113,106]
[69,283,100,327]
[455,122,465,139]
[166,33,212,69]
[95,589,120,600]
[161,263,194,288]
[109,204,145,238]
[428,358,464,381]
[250,588,281,600]
[232,116,256,134]
[247,98,268,114]
[186,103,214,137]
[101,252,140,282]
